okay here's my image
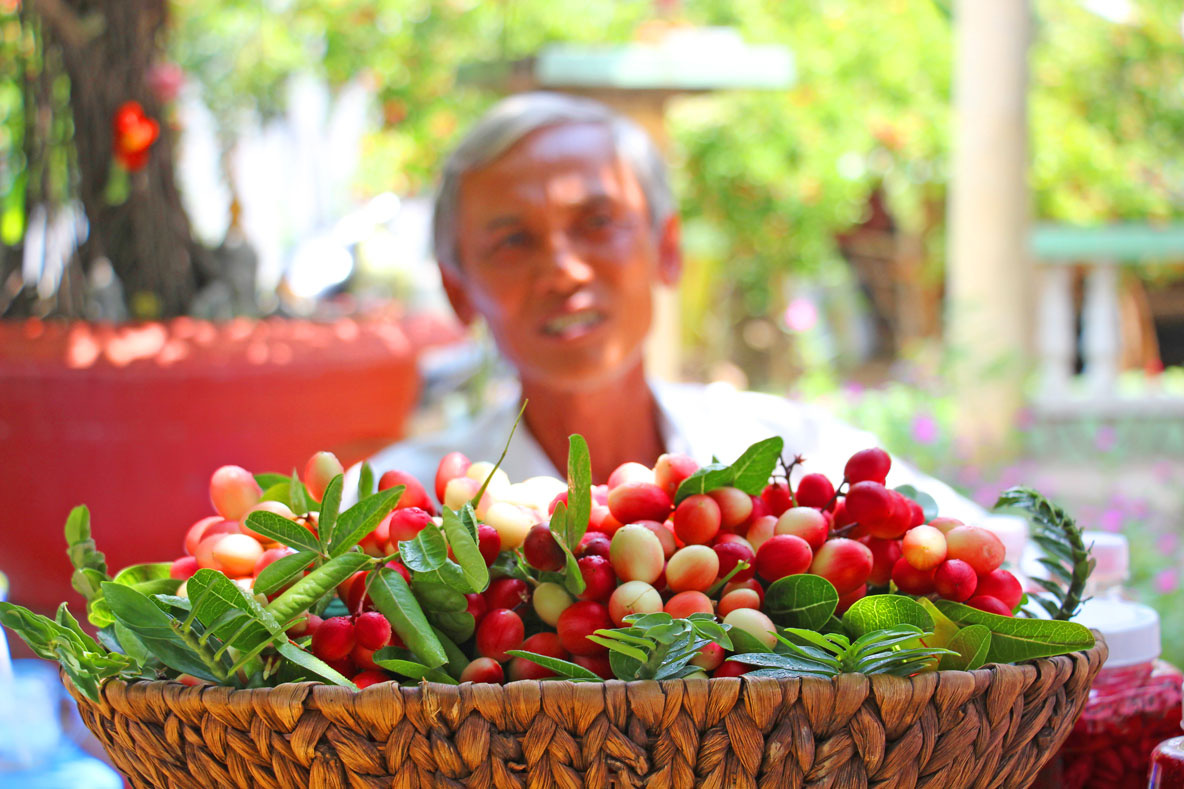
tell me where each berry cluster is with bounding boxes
[167,443,1023,686]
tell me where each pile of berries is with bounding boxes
[168,444,1022,686]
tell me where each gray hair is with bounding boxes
[431,92,674,270]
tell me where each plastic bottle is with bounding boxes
[1149,721,1184,788]
[1033,534,1182,788]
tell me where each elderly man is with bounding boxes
[363,92,979,520]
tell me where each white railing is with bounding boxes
[1032,224,1184,418]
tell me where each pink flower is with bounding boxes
[1154,568,1179,595]
[910,413,939,445]
[1098,508,1123,533]
[1093,425,1117,452]
[783,297,818,332]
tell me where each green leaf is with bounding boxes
[729,437,784,495]
[55,603,102,653]
[505,650,602,681]
[426,610,476,643]
[729,652,837,677]
[252,551,318,596]
[112,563,179,597]
[243,510,321,553]
[565,434,592,547]
[254,473,290,491]
[102,583,223,681]
[275,641,357,688]
[673,463,734,504]
[317,475,344,553]
[608,649,642,680]
[188,569,280,636]
[939,624,992,671]
[371,650,458,684]
[586,635,649,664]
[728,627,774,654]
[842,594,934,638]
[917,597,960,648]
[441,507,489,593]
[432,627,470,679]
[894,485,938,523]
[332,486,403,557]
[266,552,371,626]
[64,505,93,547]
[934,601,1095,663]
[548,501,585,596]
[399,522,448,572]
[259,482,292,505]
[368,567,448,667]
[358,461,375,501]
[764,574,839,630]
[290,470,313,515]
[113,621,150,665]
[411,578,468,612]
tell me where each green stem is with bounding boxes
[705,561,751,598]
[169,619,230,684]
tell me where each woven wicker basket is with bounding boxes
[65,638,1106,789]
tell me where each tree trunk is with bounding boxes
[36,0,202,318]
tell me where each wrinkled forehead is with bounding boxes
[457,122,647,223]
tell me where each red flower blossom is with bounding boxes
[112,101,159,171]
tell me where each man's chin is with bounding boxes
[517,353,644,394]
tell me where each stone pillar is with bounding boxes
[945,0,1033,448]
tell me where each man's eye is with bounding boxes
[493,231,530,252]
[584,213,613,230]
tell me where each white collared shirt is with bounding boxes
[348,380,984,523]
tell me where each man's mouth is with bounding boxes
[541,309,606,338]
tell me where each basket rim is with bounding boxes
[66,634,1107,699]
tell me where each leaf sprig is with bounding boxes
[589,612,733,681]
[994,486,1094,620]
[733,625,955,678]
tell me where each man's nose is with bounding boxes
[537,231,594,292]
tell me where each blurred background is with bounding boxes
[1,0,1183,686]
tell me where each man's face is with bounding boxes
[448,122,678,391]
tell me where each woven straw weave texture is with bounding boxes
[66,639,1105,789]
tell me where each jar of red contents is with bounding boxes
[1034,534,1182,788]
[1149,730,1184,787]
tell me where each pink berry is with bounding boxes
[862,537,902,587]
[170,556,199,580]
[844,481,893,527]
[707,487,753,530]
[760,482,793,517]
[717,588,761,618]
[434,451,471,504]
[901,525,948,571]
[746,515,778,552]
[607,462,654,489]
[209,465,262,521]
[844,448,891,484]
[607,482,672,524]
[609,524,665,584]
[184,515,229,556]
[577,532,612,559]
[664,590,714,618]
[304,451,344,502]
[378,469,435,514]
[382,507,433,548]
[775,507,830,550]
[666,545,720,593]
[809,538,873,594]
[211,533,263,577]
[945,525,1006,575]
[654,453,699,499]
[754,534,813,582]
[672,494,722,545]
[577,555,615,601]
[312,617,356,662]
[475,608,524,662]
[692,642,725,671]
[723,608,778,649]
[608,581,663,626]
[253,546,294,577]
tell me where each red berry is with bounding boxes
[351,644,381,671]
[354,611,392,650]
[557,601,612,656]
[352,669,390,689]
[753,534,813,582]
[465,592,488,625]
[967,595,1013,617]
[477,524,501,566]
[311,616,355,662]
[577,532,611,559]
[844,448,891,484]
[672,494,722,545]
[713,541,756,582]
[845,482,893,526]
[862,537,903,587]
[460,656,504,683]
[760,482,793,517]
[572,654,613,679]
[484,577,529,611]
[795,474,835,511]
[975,569,1022,611]
[523,524,565,571]
[170,556,199,580]
[434,451,471,504]
[577,555,616,601]
[379,469,435,514]
[712,660,752,678]
[475,608,525,662]
[934,559,978,602]
[863,491,913,540]
[890,556,936,595]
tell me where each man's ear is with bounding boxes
[439,262,478,325]
[656,214,682,287]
